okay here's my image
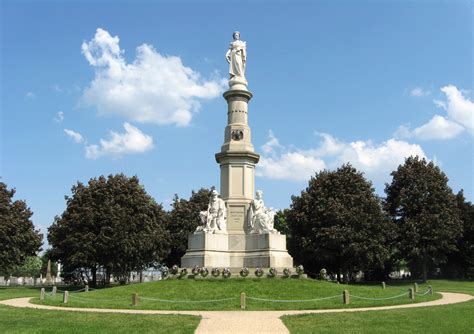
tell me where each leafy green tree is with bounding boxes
[48,174,169,285]
[164,188,212,266]
[274,209,290,236]
[287,164,391,281]
[384,156,462,282]
[0,182,42,275]
[12,256,42,277]
[441,191,474,278]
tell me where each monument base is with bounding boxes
[180,232,294,269]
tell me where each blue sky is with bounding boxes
[1,0,473,244]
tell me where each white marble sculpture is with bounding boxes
[226,31,247,87]
[196,189,227,234]
[248,190,278,234]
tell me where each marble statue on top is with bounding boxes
[226,31,247,87]
[247,190,278,234]
[196,189,227,234]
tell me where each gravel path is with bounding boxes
[1,292,472,334]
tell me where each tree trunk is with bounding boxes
[337,269,341,283]
[422,251,428,283]
[91,267,97,287]
[139,271,143,283]
[105,267,111,286]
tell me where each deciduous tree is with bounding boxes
[384,156,462,282]
[0,182,42,275]
[287,164,391,281]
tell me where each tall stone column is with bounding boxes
[215,87,259,234]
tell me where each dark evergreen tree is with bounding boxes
[287,164,391,281]
[384,156,462,282]
[48,174,169,285]
[164,188,212,266]
[0,182,42,275]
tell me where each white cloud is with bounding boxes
[54,111,64,123]
[396,115,464,140]
[257,132,426,184]
[85,122,153,159]
[261,130,282,154]
[81,28,225,127]
[398,85,473,140]
[440,85,474,132]
[25,92,36,99]
[64,129,84,144]
[410,87,430,97]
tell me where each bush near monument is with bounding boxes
[0,182,42,276]
[286,164,392,282]
[47,174,169,286]
[384,156,462,282]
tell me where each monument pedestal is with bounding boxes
[181,232,294,269]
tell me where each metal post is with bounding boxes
[343,290,350,305]
[132,293,138,306]
[63,290,69,304]
[40,288,45,301]
[382,281,386,289]
[409,288,415,300]
[240,292,246,310]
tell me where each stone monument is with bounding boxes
[181,32,294,270]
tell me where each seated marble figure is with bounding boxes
[247,190,278,234]
[196,190,227,234]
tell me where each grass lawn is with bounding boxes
[0,287,200,333]
[34,278,438,311]
[281,280,474,333]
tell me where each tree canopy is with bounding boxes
[0,182,42,275]
[384,156,462,281]
[48,174,169,285]
[286,164,391,281]
[164,188,212,266]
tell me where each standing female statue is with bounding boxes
[226,31,247,86]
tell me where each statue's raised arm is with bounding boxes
[226,31,247,88]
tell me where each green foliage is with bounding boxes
[384,156,462,281]
[164,188,212,266]
[286,164,392,281]
[0,182,42,275]
[47,174,169,285]
[12,256,42,277]
[274,209,290,235]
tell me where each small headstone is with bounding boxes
[85,285,89,292]
[40,288,45,301]
[52,286,57,296]
[382,281,386,289]
[414,282,418,292]
[0,276,4,286]
[409,288,415,300]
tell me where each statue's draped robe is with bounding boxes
[227,40,246,80]
[200,198,227,232]
[248,199,275,233]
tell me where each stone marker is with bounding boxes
[132,293,138,306]
[382,281,386,289]
[52,286,57,296]
[414,282,419,292]
[85,285,89,292]
[240,292,246,310]
[409,288,415,300]
[343,290,350,305]
[40,288,45,301]
[62,291,69,304]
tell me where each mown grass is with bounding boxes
[33,278,438,310]
[281,280,474,333]
[0,287,200,333]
